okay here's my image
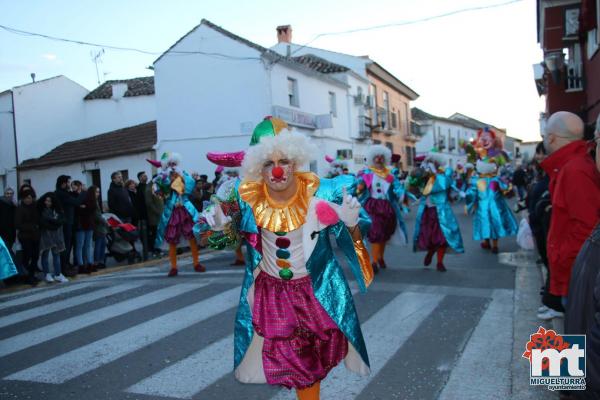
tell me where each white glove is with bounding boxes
[336,187,361,227]
[459,191,466,199]
[203,202,231,231]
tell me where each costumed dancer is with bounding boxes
[465,128,518,254]
[409,153,464,272]
[0,236,18,281]
[356,145,410,273]
[148,152,206,277]
[198,117,373,400]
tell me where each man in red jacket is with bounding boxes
[541,111,600,319]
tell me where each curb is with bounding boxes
[0,247,219,296]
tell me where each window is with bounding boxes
[405,146,415,167]
[288,78,299,107]
[328,91,337,117]
[337,149,353,159]
[385,142,394,152]
[391,111,398,129]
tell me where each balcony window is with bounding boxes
[288,77,299,107]
[329,91,337,117]
[391,111,398,129]
[566,44,584,91]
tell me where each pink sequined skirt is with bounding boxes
[164,206,195,244]
[416,206,447,251]
[364,197,397,243]
[252,271,348,389]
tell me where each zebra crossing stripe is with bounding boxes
[125,287,361,399]
[271,291,445,400]
[0,283,142,329]
[0,282,209,358]
[5,287,240,384]
[437,289,513,400]
[127,335,233,398]
[0,283,96,310]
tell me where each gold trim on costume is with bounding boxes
[368,166,392,179]
[349,226,374,287]
[238,172,320,232]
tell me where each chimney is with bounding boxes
[276,25,292,43]
[111,83,128,101]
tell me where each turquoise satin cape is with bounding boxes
[412,168,464,253]
[154,171,199,248]
[233,175,371,371]
[465,175,519,240]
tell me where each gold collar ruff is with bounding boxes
[369,166,391,179]
[238,172,320,232]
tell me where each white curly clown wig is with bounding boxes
[241,131,318,181]
[366,144,392,166]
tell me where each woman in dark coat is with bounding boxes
[14,188,40,285]
[75,188,97,273]
[38,192,68,283]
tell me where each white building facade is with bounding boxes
[0,76,156,194]
[154,20,372,176]
[412,108,478,168]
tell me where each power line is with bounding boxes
[0,23,261,60]
[0,0,523,62]
[288,0,523,57]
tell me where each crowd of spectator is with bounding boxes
[0,166,225,287]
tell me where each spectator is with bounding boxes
[528,143,550,267]
[0,187,22,284]
[75,186,96,274]
[107,171,134,223]
[512,166,527,202]
[18,183,37,200]
[55,175,84,277]
[145,175,164,257]
[15,188,40,286]
[212,166,223,188]
[190,180,204,212]
[199,174,208,184]
[135,172,150,261]
[540,111,600,322]
[564,116,600,396]
[0,187,17,257]
[125,179,139,226]
[37,192,68,283]
[90,185,108,269]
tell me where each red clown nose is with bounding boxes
[272,166,284,179]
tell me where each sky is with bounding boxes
[0,0,545,141]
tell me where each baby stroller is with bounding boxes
[103,213,141,264]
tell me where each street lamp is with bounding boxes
[544,51,565,84]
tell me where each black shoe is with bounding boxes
[372,262,379,275]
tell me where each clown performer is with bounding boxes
[148,152,206,277]
[199,117,374,400]
[356,145,411,273]
[409,153,464,272]
[465,145,518,254]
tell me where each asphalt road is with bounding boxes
[0,204,558,400]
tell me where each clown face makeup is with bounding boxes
[261,154,296,192]
[373,154,386,169]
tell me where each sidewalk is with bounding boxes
[501,250,559,400]
[0,246,217,295]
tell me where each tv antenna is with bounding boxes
[90,49,105,85]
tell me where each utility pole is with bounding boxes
[90,49,105,85]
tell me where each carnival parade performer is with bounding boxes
[465,128,518,253]
[198,116,373,400]
[356,145,410,272]
[409,154,464,272]
[0,236,18,281]
[149,152,205,277]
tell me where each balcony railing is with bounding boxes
[374,107,391,132]
[358,115,372,138]
[566,62,583,91]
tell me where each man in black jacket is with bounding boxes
[107,171,134,223]
[55,175,84,276]
[135,171,149,261]
[0,187,16,252]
